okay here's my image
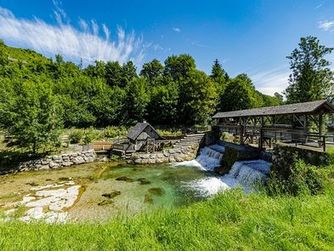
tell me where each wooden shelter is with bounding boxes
[212,100,334,151]
[126,122,164,152]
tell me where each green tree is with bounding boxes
[147,81,179,125]
[105,61,123,87]
[7,81,62,153]
[210,59,229,91]
[164,54,196,81]
[179,70,218,125]
[122,77,149,124]
[220,74,257,111]
[121,61,137,88]
[285,36,334,103]
[140,59,164,84]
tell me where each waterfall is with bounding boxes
[175,145,225,171]
[175,143,272,196]
[189,159,271,197]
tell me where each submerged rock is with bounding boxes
[137,178,151,185]
[148,187,165,196]
[115,176,134,182]
[98,200,113,206]
[102,191,121,199]
[144,194,153,204]
[26,182,39,187]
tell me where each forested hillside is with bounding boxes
[0,40,281,152]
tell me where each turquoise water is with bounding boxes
[99,163,210,210]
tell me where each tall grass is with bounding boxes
[1,187,334,250]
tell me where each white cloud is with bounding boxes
[251,67,290,96]
[172,27,181,32]
[318,20,334,31]
[0,6,144,65]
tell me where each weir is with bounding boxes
[177,143,272,196]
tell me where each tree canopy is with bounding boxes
[0,41,284,152]
[285,36,334,103]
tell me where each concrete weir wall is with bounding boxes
[17,150,96,172]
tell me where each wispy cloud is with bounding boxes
[0,6,144,65]
[251,67,290,96]
[172,27,181,33]
[318,20,334,31]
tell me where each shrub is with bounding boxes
[267,159,324,196]
[103,126,127,139]
[69,130,84,144]
[156,129,182,137]
[83,128,101,145]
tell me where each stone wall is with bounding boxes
[17,150,96,172]
[273,144,330,167]
[130,144,199,164]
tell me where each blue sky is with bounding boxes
[0,0,333,95]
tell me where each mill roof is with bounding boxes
[127,122,163,141]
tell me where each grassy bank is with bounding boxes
[1,180,334,250]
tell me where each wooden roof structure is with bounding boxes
[212,100,334,119]
[212,100,334,151]
[127,122,163,141]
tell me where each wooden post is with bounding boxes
[259,117,264,149]
[319,113,323,148]
[240,117,245,144]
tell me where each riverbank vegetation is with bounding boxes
[1,162,334,250]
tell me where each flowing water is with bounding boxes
[0,144,271,222]
[176,144,272,197]
[175,145,225,171]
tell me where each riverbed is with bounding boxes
[0,161,210,222]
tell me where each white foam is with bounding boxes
[188,159,271,197]
[175,144,224,171]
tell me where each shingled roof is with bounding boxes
[212,99,334,119]
[127,122,163,141]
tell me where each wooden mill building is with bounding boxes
[212,99,334,151]
[127,122,164,152]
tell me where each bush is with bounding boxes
[83,128,101,145]
[69,130,84,144]
[267,159,324,196]
[156,129,182,137]
[103,126,127,139]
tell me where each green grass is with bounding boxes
[1,183,334,250]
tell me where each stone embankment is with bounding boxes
[17,150,96,172]
[130,134,204,164]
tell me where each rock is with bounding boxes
[102,191,121,199]
[168,149,176,154]
[115,176,134,182]
[148,187,165,196]
[148,159,156,164]
[41,160,49,165]
[49,162,60,168]
[137,178,151,185]
[134,158,142,164]
[73,156,85,164]
[168,156,176,162]
[98,200,113,206]
[39,165,50,170]
[62,162,73,167]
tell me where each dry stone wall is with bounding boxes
[130,143,200,164]
[17,150,96,172]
